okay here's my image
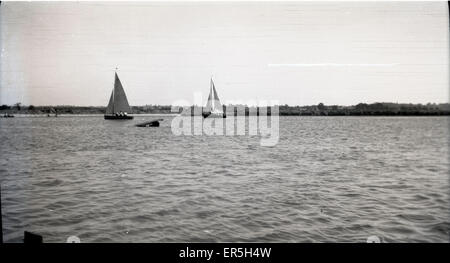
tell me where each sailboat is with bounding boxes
[202,77,226,118]
[104,71,133,120]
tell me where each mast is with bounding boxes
[113,67,117,114]
[210,77,215,111]
[112,81,115,114]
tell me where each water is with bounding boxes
[0,116,448,242]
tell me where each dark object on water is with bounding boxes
[105,115,133,120]
[136,119,163,127]
[202,111,226,118]
[202,77,226,118]
[24,231,43,243]
[104,70,134,120]
[47,108,57,117]
[2,114,14,118]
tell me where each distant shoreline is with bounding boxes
[3,114,450,118]
[0,113,178,117]
[1,102,449,116]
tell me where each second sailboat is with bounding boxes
[202,77,226,118]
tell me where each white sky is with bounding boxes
[0,1,448,106]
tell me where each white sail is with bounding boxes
[205,78,223,114]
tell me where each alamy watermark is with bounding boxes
[170,93,279,147]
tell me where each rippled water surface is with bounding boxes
[0,116,449,242]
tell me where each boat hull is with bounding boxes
[136,119,163,127]
[136,122,159,127]
[202,112,226,118]
[104,115,133,120]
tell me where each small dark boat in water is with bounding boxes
[2,114,14,118]
[136,119,163,127]
[202,111,226,118]
[105,114,133,120]
[104,70,134,120]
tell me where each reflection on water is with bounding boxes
[0,116,448,242]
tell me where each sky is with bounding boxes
[0,1,448,106]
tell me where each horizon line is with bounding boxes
[2,101,449,108]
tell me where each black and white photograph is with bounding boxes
[0,0,449,247]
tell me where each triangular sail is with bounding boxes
[204,78,223,113]
[105,72,132,114]
[211,81,222,112]
[105,90,114,114]
[205,83,213,111]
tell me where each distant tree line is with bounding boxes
[277,102,450,116]
[1,102,449,116]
